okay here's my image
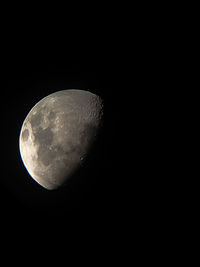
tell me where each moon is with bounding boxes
[19,89,103,190]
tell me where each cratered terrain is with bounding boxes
[19,89,103,190]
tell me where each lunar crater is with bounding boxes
[48,111,56,120]
[22,129,29,141]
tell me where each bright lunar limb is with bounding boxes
[19,89,103,190]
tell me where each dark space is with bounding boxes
[0,10,176,262]
[0,31,164,262]
[0,50,124,232]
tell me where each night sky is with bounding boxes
[0,10,167,261]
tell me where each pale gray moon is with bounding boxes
[19,89,103,190]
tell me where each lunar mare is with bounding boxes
[19,89,103,190]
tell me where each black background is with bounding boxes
[0,18,170,263]
[0,8,169,263]
[0,48,125,231]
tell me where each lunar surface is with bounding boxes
[19,89,103,190]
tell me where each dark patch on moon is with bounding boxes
[54,145,65,155]
[34,127,54,146]
[80,124,98,148]
[30,112,43,128]
[64,141,78,155]
[34,127,55,166]
[22,129,29,141]
[37,143,66,167]
[37,146,55,166]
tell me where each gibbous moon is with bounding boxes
[19,89,103,190]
